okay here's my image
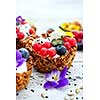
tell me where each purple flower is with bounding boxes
[16,16,25,23]
[16,50,26,67]
[43,67,69,89]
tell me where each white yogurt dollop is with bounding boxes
[16,62,27,73]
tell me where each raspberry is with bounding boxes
[68,38,77,47]
[63,37,69,42]
[64,42,71,49]
[29,28,35,35]
[16,27,19,33]
[42,42,52,49]
[78,31,83,39]
[40,47,48,56]
[17,32,25,39]
[72,31,79,39]
[32,43,42,51]
[47,48,56,57]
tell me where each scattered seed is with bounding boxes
[16,92,19,96]
[76,76,83,79]
[45,96,48,98]
[73,79,76,81]
[70,90,72,92]
[64,96,68,100]
[81,97,83,99]
[76,97,78,99]
[75,88,80,94]
[25,87,27,90]
[67,93,74,96]
[68,77,72,79]
[74,84,77,86]
[41,93,45,98]
[40,83,42,86]
[45,89,48,91]
[80,86,83,90]
[31,89,34,93]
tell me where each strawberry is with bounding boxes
[40,47,48,56]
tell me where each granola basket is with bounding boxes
[23,34,77,73]
[16,56,33,91]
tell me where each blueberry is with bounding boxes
[19,48,29,60]
[56,45,66,55]
[77,42,83,51]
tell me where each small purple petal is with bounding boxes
[44,81,58,89]
[22,19,25,22]
[55,78,69,88]
[16,58,26,67]
[60,67,67,80]
[16,50,22,60]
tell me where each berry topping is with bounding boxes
[51,38,64,47]
[16,28,19,33]
[68,38,77,47]
[17,32,25,39]
[40,47,48,56]
[78,31,83,39]
[19,48,29,60]
[64,42,71,50]
[42,42,52,49]
[29,28,35,35]
[77,42,83,51]
[32,43,42,52]
[56,45,66,56]
[63,37,70,42]
[48,48,56,57]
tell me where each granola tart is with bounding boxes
[24,30,77,73]
[16,49,33,91]
[16,16,36,49]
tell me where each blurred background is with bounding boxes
[16,0,83,33]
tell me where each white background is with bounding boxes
[16,0,83,33]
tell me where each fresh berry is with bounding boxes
[78,31,83,39]
[29,28,35,35]
[72,31,79,39]
[63,37,70,42]
[17,32,25,39]
[48,48,56,57]
[77,42,83,51]
[42,42,52,49]
[51,38,64,47]
[16,28,19,33]
[56,45,66,56]
[19,48,29,60]
[32,43,42,52]
[68,38,77,47]
[64,42,71,49]
[77,38,82,43]
[40,47,48,56]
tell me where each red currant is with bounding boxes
[32,43,42,52]
[42,42,52,49]
[40,47,48,56]
[64,42,71,50]
[29,28,35,35]
[17,32,25,39]
[47,48,56,57]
